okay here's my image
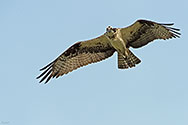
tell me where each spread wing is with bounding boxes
[37,35,115,83]
[120,19,181,48]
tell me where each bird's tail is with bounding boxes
[118,50,141,69]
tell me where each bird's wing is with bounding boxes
[120,19,181,48]
[37,35,115,83]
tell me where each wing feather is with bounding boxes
[37,35,115,83]
[120,19,181,48]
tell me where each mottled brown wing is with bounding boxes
[36,35,115,83]
[120,19,181,48]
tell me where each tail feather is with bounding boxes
[118,50,141,69]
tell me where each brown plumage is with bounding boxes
[37,19,180,83]
[37,35,116,83]
[121,20,180,48]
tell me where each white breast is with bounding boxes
[108,29,127,55]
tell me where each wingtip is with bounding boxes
[36,75,40,79]
[37,61,55,83]
[160,23,174,26]
[163,23,181,38]
[39,80,43,83]
[39,61,54,71]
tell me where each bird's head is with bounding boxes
[105,26,117,39]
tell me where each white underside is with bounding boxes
[105,29,128,57]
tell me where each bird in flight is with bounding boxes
[37,19,180,83]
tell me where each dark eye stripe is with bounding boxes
[112,28,117,32]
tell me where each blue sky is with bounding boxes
[0,0,188,125]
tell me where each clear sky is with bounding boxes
[0,0,188,125]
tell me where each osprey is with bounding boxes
[37,19,180,83]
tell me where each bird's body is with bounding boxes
[105,27,129,58]
[37,19,180,83]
